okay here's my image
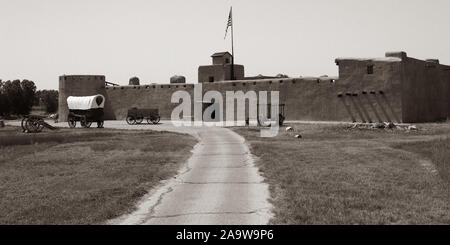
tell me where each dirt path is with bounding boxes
[73,121,272,225]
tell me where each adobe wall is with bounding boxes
[334,57,403,123]
[445,67,450,119]
[105,83,195,120]
[401,57,450,122]
[105,75,403,123]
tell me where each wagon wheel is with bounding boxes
[279,114,285,126]
[84,121,92,128]
[148,116,160,125]
[135,117,144,124]
[80,118,92,128]
[126,116,136,125]
[97,121,104,128]
[68,117,77,128]
[257,117,273,127]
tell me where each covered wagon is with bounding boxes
[67,94,105,128]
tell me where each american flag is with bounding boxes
[224,7,232,39]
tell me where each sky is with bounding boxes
[1,0,450,89]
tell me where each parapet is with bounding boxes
[335,51,406,65]
[59,75,106,81]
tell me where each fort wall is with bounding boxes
[400,57,450,122]
[334,56,403,123]
[58,52,450,124]
[105,83,195,120]
[105,76,404,123]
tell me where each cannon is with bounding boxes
[21,115,57,133]
[67,94,105,128]
[126,107,160,125]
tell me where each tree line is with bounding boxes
[0,79,58,117]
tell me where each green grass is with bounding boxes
[232,124,450,224]
[0,126,197,225]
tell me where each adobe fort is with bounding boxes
[58,51,450,123]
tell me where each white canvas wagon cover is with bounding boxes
[67,94,105,110]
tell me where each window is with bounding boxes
[208,76,214,83]
[225,58,230,64]
[367,65,374,74]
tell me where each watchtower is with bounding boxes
[198,52,244,83]
[211,52,233,65]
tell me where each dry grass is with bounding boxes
[232,123,450,224]
[0,126,197,225]
[393,138,450,185]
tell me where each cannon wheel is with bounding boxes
[68,117,77,128]
[21,117,28,132]
[25,117,44,133]
[148,116,160,125]
[126,116,136,125]
[135,117,144,124]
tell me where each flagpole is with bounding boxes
[230,7,235,80]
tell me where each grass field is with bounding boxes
[233,123,450,224]
[0,126,196,225]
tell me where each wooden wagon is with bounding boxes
[126,107,160,125]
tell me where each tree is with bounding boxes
[20,79,36,115]
[0,79,36,116]
[3,80,22,115]
[37,90,59,113]
[0,80,10,116]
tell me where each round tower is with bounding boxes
[58,75,107,122]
